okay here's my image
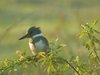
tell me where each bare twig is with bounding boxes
[56,57,80,75]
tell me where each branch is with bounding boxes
[56,57,80,75]
[0,56,36,73]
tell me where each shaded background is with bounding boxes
[0,0,100,74]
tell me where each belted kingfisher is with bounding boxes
[19,26,49,56]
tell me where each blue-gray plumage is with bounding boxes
[19,26,49,55]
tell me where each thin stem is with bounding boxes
[56,57,80,75]
[65,59,80,75]
[0,56,34,72]
[88,33,100,63]
[93,48,100,63]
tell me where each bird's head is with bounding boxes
[19,26,41,40]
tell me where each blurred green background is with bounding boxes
[0,0,100,64]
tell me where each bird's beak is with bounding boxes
[19,34,28,40]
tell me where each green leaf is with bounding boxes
[79,32,85,39]
[55,38,59,42]
[92,20,98,27]
[60,44,66,47]
[47,65,51,74]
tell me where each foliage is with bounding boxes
[0,39,80,75]
[79,20,100,62]
[79,20,100,75]
[0,20,100,75]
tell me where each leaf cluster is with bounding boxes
[0,40,80,75]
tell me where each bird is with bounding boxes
[19,26,49,56]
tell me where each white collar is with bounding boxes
[32,33,43,38]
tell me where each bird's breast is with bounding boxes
[29,42,35,51]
